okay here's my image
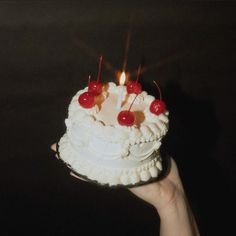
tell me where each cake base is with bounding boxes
[56,143,170,188]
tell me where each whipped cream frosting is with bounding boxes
[58,82,169,186]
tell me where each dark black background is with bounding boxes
[1,1,235,235]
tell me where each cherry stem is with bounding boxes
[97,56,103,82]
[153,80,162,100]
[135,64,142,83]
[88,75,91,87]
[128,94,139,112]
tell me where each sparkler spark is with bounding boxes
[122,13,134,72]
[73,21,186,81]
[73,38,116,74]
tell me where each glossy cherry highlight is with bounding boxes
[88,56,103,95]
[127,64,142,95]
[117,110,135,126]
[150,100,166,115]
[150,80,166,115]
[127,81,142,95]
[78,92,95,108]
[117,94,139,126]
[88,81,103,95]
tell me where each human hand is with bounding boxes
[130,158,200,236]
[129,158,185,213]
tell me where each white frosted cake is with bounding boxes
[58,82,169,186]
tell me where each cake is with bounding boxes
[57,81,169,187]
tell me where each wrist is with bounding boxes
[156,194,200,236]
[154,190,187,216]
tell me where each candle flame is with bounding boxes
[119,72,126,85]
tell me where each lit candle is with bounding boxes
[116,72,126,110]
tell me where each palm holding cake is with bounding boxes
[57,61,169,187]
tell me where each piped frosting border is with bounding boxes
[58,134,163,186]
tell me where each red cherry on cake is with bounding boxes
[78,92,95,108]
[88,55,103,95]
[117,94,139,126]
[150,99,166,115]
[127,81,142,95]
[88,81,103,95]
[127,64,142,95]
[150,80,166,115]
[117,110,135,126]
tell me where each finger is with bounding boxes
[55,154,59,160]
[70,171,87,182]
[50,143,57,152]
